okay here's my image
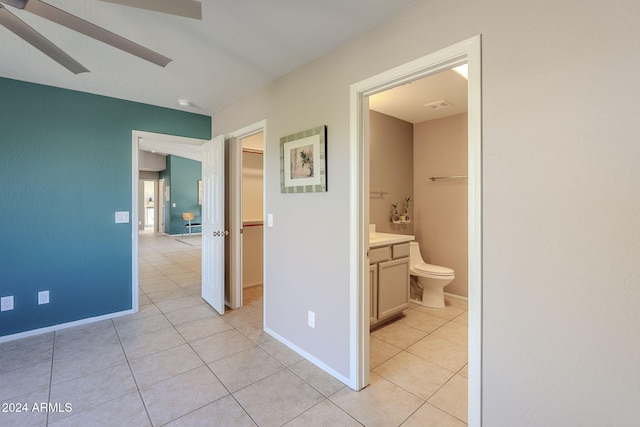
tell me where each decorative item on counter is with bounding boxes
[401,196,412,222]
[391,197,412,223]
[391,202,400,223]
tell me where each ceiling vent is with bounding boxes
[424,100,452,109]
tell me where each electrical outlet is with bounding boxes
[1,296,14,312]
[38,290,49,305]
[308,310,315,328]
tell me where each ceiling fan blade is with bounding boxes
[24,0,172,67]
[0,5,89,74]
[99,0,202,20]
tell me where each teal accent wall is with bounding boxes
[0,77,211,337]
[163,156,202,235]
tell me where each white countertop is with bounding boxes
[369,232,414,248]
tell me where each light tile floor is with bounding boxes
[0,233,467,426]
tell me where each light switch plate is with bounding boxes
[115,211,130,224]
[308,310,315,328]
[267,213,273,227]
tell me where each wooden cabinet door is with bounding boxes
[377,257,409,320]
[369,264,378,324]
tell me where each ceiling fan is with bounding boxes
[0,0,202,74]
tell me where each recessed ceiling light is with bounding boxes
[424,100,452,109]
[178,99,191,107]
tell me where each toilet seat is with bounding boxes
[412,262,454,277]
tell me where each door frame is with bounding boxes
[349,35,482,424]
[227,120,267,310]
[158,178,165,233]
[131,130,210,313]
[138,179,157,232]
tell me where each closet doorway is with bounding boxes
[227,121,266,310]
[241,133,264,294]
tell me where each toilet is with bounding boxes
[409,241,454,308]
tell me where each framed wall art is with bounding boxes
[280,125,327,193]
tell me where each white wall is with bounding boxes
[369,111,414,235]
[139,150,166,172]
[242,150,264,288]
[242,151,264,222]
[414,114,468,298]
[242,225,263,288]
[212,0,640,424]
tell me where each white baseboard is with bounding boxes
[243,282,263,289]
[444,292,469,302]
[0,308,136,343]
[264,326,351,388]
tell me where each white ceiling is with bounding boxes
[0,0,416,115]
[138,133,202,161]
[369,67,468,124]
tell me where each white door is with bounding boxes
[201,135,226,314]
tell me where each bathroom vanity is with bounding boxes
[369,232,414,328]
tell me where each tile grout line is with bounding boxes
[140,276,255,426]
[49,320,156,425]
[399,400,430,427]
[279,363,362,427]
[370,304,469,424]
[113,314,155,427]
[140,233,467,425]
[155,274,336,426]
[155,234,396,425]
[45,332,56,427]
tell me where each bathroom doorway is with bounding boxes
[368,65,469,298]
[367,65,470,422]
[350,36,482,423]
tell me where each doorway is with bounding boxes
[227,121,267,314]
[140,180,157,233]
[349,36,482,424]
[367,65,469,422]
[241,133,264,291]
[133,127,266,316]
[131,131,212,313]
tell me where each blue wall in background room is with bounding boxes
[161,155,202,235]
[0,77,211,338]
